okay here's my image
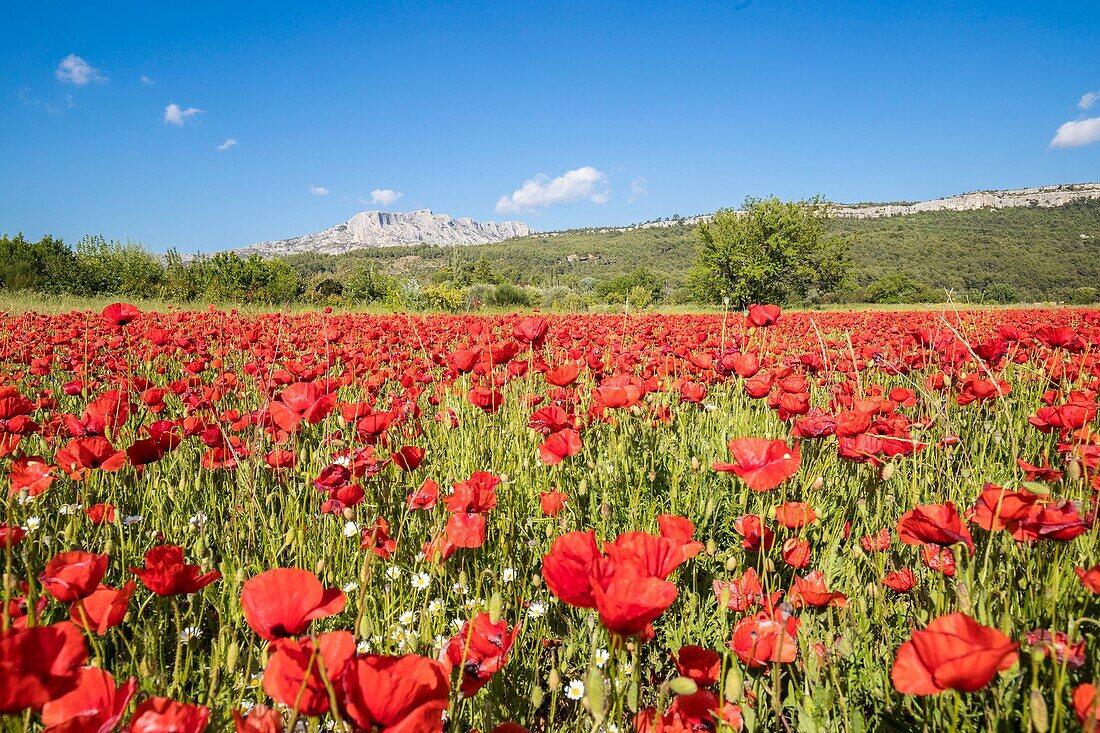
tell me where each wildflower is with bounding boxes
[411,572,431,591]
[566,680,585,700]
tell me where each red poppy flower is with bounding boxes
[336,654,450,733]
[268,382,337,433]
[788,570,848,608]
[391,446,425,471]
[232,705,283,733]
[538,428,583,465]
[921,544,956,576]
[746,304,781,327]
[407,478,440,510]
[860,528,891,552]
[732,514,774,552]
[882,568,916,593]
[714,438,801,492]
[360,517,397,558]
[539,490,569,517]
[130,545,222,596]
[512,316,549,345]
[541,531,601,608]
[589,557,678,637]
[102,302,142,327]
[896,502,974,554]
[891,613,1018,694]
[729,611,798,668]
[781,537,812,568]
[0,522,26,549]
[1076,565,1100,594]
[240,568,347,641]
[54,437,126,480]
[544,362,581,387]
[129,697,210,733]
[673,645,721,687]
[263,631,355,716]
[0,622,87,713]
[712,568,780,613]
[9,457,55,496]
[40,552,109,603]
[774,501,816,529]
[444,613,521,696]
[41,667,137,733]
[1073,684,1100,730]
[445,512,487,548]
[70,581,136,635]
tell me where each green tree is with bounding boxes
[690,197,851,306]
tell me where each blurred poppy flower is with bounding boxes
[538,428,582,465]
[539,490,569,517]
[232,704,283,733]
[129,697,210,733]
[40,552,109,603]
[130,546,221,596]
[70,581,136,635]
[714,438,801,492]
[444,613,521,696]
[41,667,136,733]
[897,502,973,554]
[673,645,721,687]
[240,568,346,641]
[336,653,450,733]
[263,631,355,716]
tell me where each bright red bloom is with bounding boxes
[732,514,774,552]
[673,645,721,687]
[102,302,142,327]
[446,512,488,548]
[240,568,347,641]
[541,531,601,608]
[40,552,109,603]
[232,705,283,733]
[444,613,521,696]
[1073,684,1100,730]
[268,382,337,433]
[789,570,848,608]
[391,446,425,471]
[882,568,917,593]
[41,667,137,733]
[589,556,678,637]
[714,438,801,492]
[407,478,440,510]
[896,502,973,554]
[781,537,812,568]
[746,304,781,327]
[0,622,87,714]
[129,697,210,733]
[130,545,222,596]
[70,581,136,635]
[444,472,500,514]
[1076,565,1100,594]
[729,611,798,668]
[713,568,780,613]
[538,428,583,465]
[635,690,743,733]
[336,654,450,733]
[774,501,816,529]
[512,316,549,345]
[0,522,26,549]
[54,437,126,480]
[891,613,1018,695]
[9,457,55,496]
[360,517,397,558]
[263,631,355,716]
[539,490,569,517]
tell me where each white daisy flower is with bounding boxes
[566,679,585,700]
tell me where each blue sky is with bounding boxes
[3,1,1099,253]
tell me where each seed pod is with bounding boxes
[225,639,240,675]
[547,668,561,691]
[705,538,716,556]
[314,559,326,576]
[1029,689,1049,733]
[530,686,544,708]
[488,592,503,624]
[585,666,606,720]
[690,457,701,471]
[668,676,698,696]
[723,666,742,703]
[1068,459,1083,481]
[724,556,738,572]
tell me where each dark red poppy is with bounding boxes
[360,517,397,558]
[891,613,1017,694]
[713,438,801,492]
[129,697,210,733]
[0,522,26,548]
[444,613,521,696]
[40,552,109,603]
[130,545,222,596]
[54,437,126,480]
[391,445,425,471]
[1076,565,1100,594]
[882,568,916,593]
[240,568,347,641]
[336,653,450,733]
[673,645,721,687]
[41,667,137,733]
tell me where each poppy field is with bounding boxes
[4,302,1100,732]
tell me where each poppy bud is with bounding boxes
[547,668,561,691]
[315,559,325,576]
[880,463,896,481]
[530,686,544,707]
[1067,459,1083,481]
[600,502,611,518]
[668,676,698,696]
[956,581,971,612]
[723,666,743,702]
[193,536,206,556]
[725,556,738,572]
[489,592,503,624]
[585,666,606,720]
[705,538,716,556]
[1029,689,1049,733]
[225,639,240,674]
[763,557,775,574]
[690,457,701,471]
[342,507,355,520]
[811,476,824,491]
[358,616,371,638]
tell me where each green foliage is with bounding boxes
[856,274,946,304]
[691,197,851,307]
[420,283,466,312]
[343,265,396,304]
[0,233,81,293]
[1069,286,1098,305]
[594,268,663,305]
[74,235,164,297]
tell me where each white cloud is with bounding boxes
[217,138,238,151]
[140,75,156,85]
[1080,91,1100,111]
[164,103,205,126]
[495,166,610,213]
[628,176,648,203]
[367,189,403,206]
[19,88,75,114]
[1050,117,1100,148]
[55,54,107,85]
[310,185,330,196]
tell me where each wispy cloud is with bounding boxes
[628,176,648,203]
[164,103,205,126]
[55,54,107,85]
[140,75,156,85]
[495,166,610,213]
[1050,117,1100,148]
[310,185,330,196]
[19,88,75,114]
[217,138,238,151]
[366,189,403,206]
[1079,91,1100,111]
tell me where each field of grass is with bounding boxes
[2,303,1100,732]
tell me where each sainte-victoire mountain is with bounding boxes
[239,210,532,257]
